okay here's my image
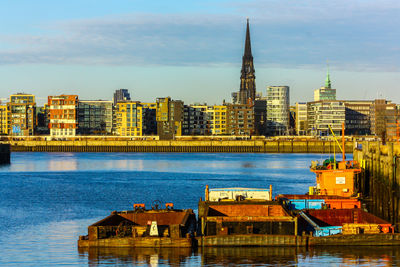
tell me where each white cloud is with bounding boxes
[0,3,398,72]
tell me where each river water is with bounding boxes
[0,152,398,266]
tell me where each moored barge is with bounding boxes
[197,186,400,247]
[78,125,400,248]
[198,186,300,247]
[78,185,400,248]
[78,203,196,248]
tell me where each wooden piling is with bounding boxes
[354,141,400,230]
[0,144,10,164]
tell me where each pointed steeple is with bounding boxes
[325,64,331,89]
[238,18,256,104]
[244,18,252,59]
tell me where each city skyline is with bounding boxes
[0,0,399,105]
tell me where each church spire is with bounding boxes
[244,18,252,59]
[325,65,331,89]
[238,18,256,104]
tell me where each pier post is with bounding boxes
[355,141,400,228]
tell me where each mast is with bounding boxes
[342,122,345,161]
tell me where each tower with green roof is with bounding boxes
[314,65,336,101]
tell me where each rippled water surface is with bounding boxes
[0,152,398,266]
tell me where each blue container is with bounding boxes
[288,199,325,210]
[314,226,342,237]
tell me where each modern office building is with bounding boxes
[156,97,183,140]
[266,86,290,136]
[314,70,336,101]
[115,101,143,136]
[7,93,36,136]
[78,100,113,135]
[113,89,131,106]
[48,95,78,137]
[295,102,307,135]
[307,100,345,136]
[370,99,398,140]
[232,19,256,105]
[344,100,373,136]
[226,103,254,136]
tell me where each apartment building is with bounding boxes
[141,102,157,136]
[48,95,78,137]
[295,102,307,135]
[156,97,183,140]
[115,101,143,136]
[226,103,254,136]
[183,105,211,135]
[0,105,8,135]
[7,93,36,136]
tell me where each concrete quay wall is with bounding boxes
[353,142,400,229]
[0,144,10,164]
[8,140,354,153]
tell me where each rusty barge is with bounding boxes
[79,185,400,248]
[196,185,400,247]
[78,203,196,248]
[78,126,400,248]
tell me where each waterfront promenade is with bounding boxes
[4,138,354,153]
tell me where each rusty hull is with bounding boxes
[199,200,298,240]
[78,208,196,248]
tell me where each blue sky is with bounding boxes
[0,0,399,105]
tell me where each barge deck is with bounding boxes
[78,203,196,248]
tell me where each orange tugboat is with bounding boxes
[310,123,361,197]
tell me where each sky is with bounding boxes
[0,0,399,105]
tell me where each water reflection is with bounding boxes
[77,246,400,266]
[113,159,145,171]
[200,246,301,265]
[48,158,78,171]
[78,247,194,266]
[1,152,331,175]
[306,246,400,266]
